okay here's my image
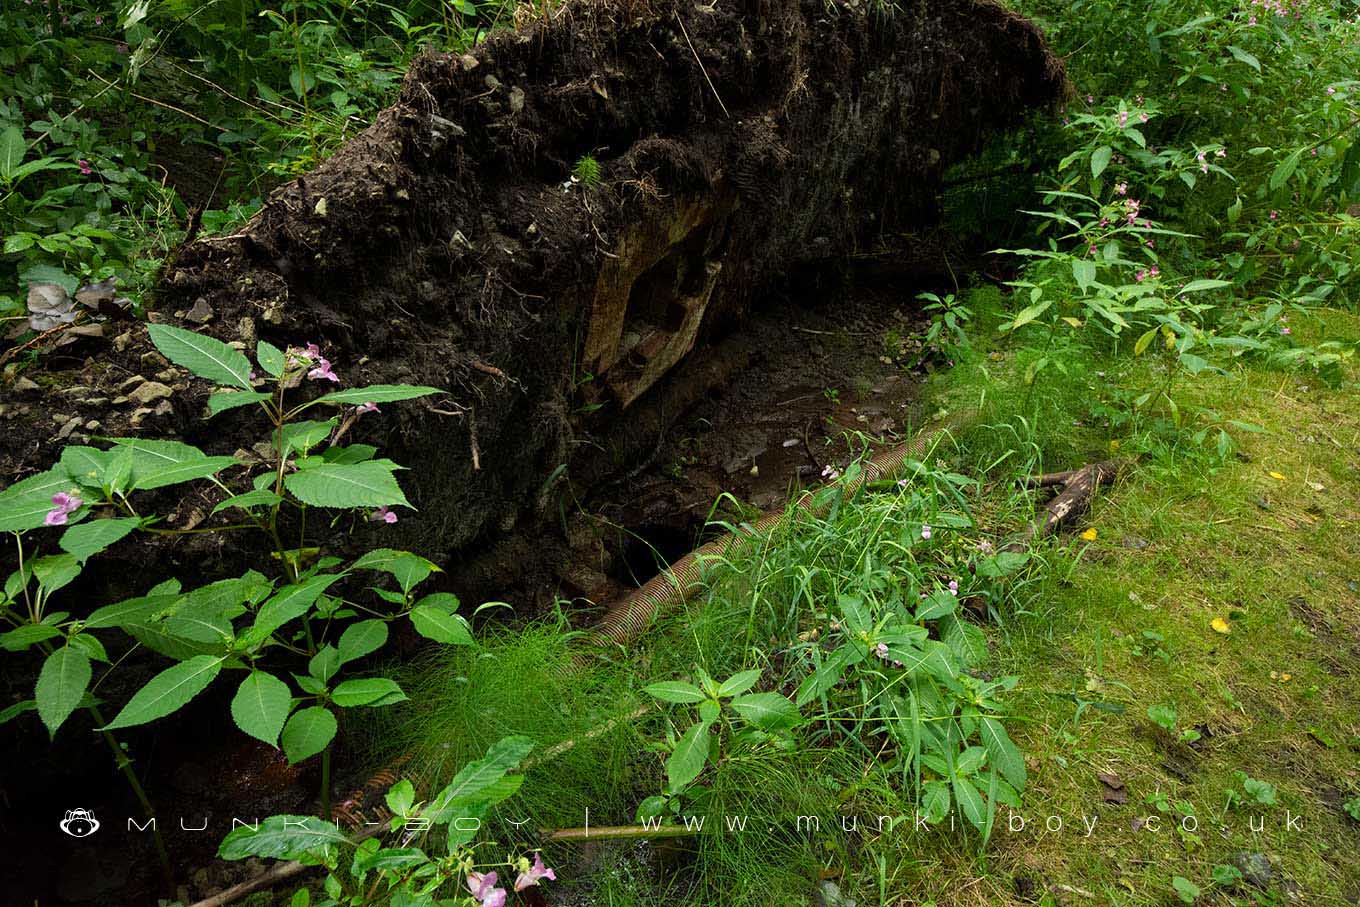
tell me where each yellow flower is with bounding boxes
[1268,471,1286,481]
[1280,672,1292,682]
[1211,617,1231,635]
[1081,527,1098,541]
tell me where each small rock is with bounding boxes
[79,396,109,408]
[459,53,479,70]
[52,413,72,425]
[237,317,257,344]
[84,420,101,431]
[146,311,165,324]
[153,400,173,417]
[56,417,82,440]
[1232,852,1271,889]
[815,880,856,907]
[140,351,169,369]
[59,385,91,398]
[128,406,155,428]
[13,377,40,395]
[117,375,146,393]
[113,330,133,352]
[508,86,525,113]
[484,73,501,91]
[127,381,173,405]
[156,368,179,382]
[112,396,130,405]
[1120,535,1149,549]
[263,304,285,325]
[228,341,247,350]
[185,298,214,324]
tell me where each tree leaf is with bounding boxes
[102,655,224,730]
[666,722,710,792]
[281,706,337,763]
[147,323,253,389]
[332,677,406,707]
[730,692,801,731]
[284,462,409,509]
[231,671,293,747]
[337,620,388,664]
[59,517,140,563]
[36,646,91,736]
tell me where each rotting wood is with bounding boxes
[1007,460,1124,551]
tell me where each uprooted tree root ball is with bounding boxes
[3,0,1063,587]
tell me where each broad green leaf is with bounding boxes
[1176,279,1233,296]
[60,446,110,487]
[1227,44,1261,72]
[284,462,409,509]
[36,646,91,736]
[1269,147,1303,190]
[310,385,441,406]
[1090,145,1112,179]
[337,619,388,664]
[939,614,987,667]
[409,605,473,646]
[0,126,25,180]
[384,780,415,816]
[218,814,348,861]
[109,438,239,490]
[352,847,428,874]
[59,517,140,563]
[251,574,341,639]
[916,590,958,621]
[281,706,337,763]
[1134,327,1158,356]
[1071,258,1096,293]
[1,624,62,651]
[84,592,180,629]
[730,692,801,731]
[256,341,286,378]
[0,467,79,533]
[212,489,283,515]
[717,669,761,698]
[795,644,860,707]
[666,722,710,792]
[33,554,81,594]
[147,323,253,389]
[208,391,271,416]
[1005,299,1051,332]
[102,655,224,730]
[922,780,950,822]
[332,677,406,707]
[277,419,336,459]
[643,680,707,704]
[308,645,341,684]
[231,671,293,747]
[352,549,438,593]
[953,776,986,829]
[427,736,535,819]
[979,717,1026,791]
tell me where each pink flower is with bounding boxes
[370,506,398,524]
[307,358,339,383]
[466,871,506,907]
[306,342,321,358]
[356,402,379,415]
[78,159,92,176]
[515,853,557,891]
[1085,94,1094,104]
[1270,210,1279,220]
[875,642,890,659]
[1114,182,1127,196]
[948,579,959,595]
[44,492,82,527]
[920,524,932,541]
[821,465,840,481]
[1280,326,1292,335]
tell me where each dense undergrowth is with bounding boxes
[3,0,1360,904]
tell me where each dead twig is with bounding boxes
[674,13,730,118]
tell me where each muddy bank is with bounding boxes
[2,0,1061,590]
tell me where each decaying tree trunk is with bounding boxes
[1,0,1063,585]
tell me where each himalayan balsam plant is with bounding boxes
[0,325,474,834]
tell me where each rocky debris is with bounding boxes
[12,377,40,395]
[185,298,215,323]
[126,380,173,406]
[1231,852,1272,889]
[117,375,146,393]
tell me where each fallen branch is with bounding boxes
[1007,460,1123,551]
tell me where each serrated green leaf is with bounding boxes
[251,574,340,640]
[717,669,761,697]
[36,646,91,736]
[310,385,441,406]
[102,655,224,730]
[332,677,406,707]
[59,518,140,563]
[0,467,79,533]
[337,619,388,664]
[147,324,253,389]
[256,341,286,378]
[218,814,348,861]
[1,624,63,651]
[212,489,283,515]
[231,671,292,747]
[0,126,26,180]
[209,390,271,416]
[109,438,239,490]
[1176,278,1233,296]
[1090,145,1112,179]
[666,722,710,792]
[353,550,438,593]
[0,699,37,726]
[281,706,337,763]
[409,605,473,646]
[427,736,534,820]
[730,692,801,730]
[284,462,409,509]
[979,717,1025,790]
[643,681,707,704]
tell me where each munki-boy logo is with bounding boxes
[60,808,100,838]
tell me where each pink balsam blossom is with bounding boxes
[466,871,507,907]
[44,492,82,527]
[515,853,557,891]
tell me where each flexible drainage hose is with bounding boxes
[588,410,975,648]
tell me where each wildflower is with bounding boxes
[1113,182,1127,196]
[78,159,91,175]
[1139,112,1149,123]
[94,15,101,23]
[875,642,890,659]
[370,506,398,524]
[1117,111,1128,128]
[1280,326,1292,335]
[1135,269,1148,282]
[1087,243,1097,256]
[920,523,932,541]
[948,579,959,595]
[306,342,321,358]
[1135,95,1144,106]
[1269,210,1279,220]
[976,539,996,555]
[1085,94,1094,104]
[1215,148,1226,158]
[821,465,840,481]
[1326,86,1336,96]
[466,871,507,907]
[307,357,339,383]
[356,402,379,415]
[44,492,82,527]
[515,854,557,891]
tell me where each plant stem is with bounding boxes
[320,745,332,821]
[90,704,175,894]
